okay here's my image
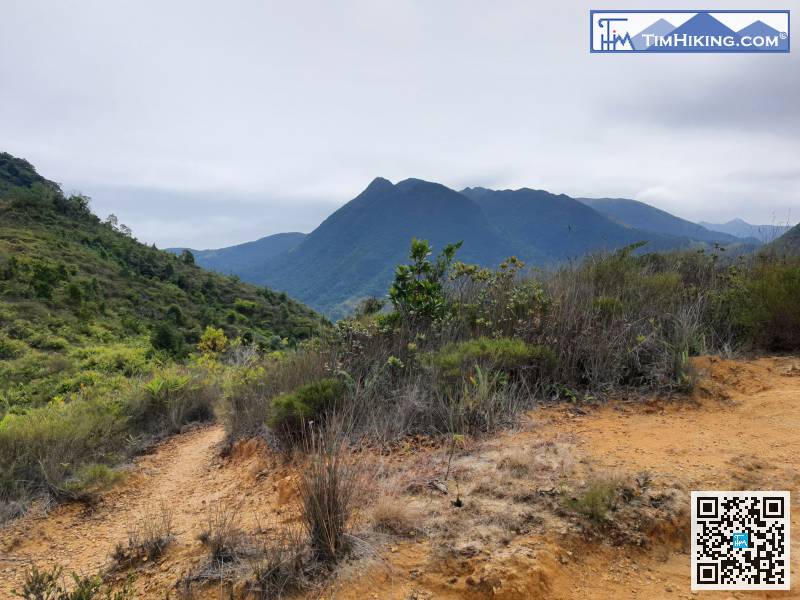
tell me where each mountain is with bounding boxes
[251,178,523,320]
[462,188,686,260]
[768,223,800,255]
[0,152,325,407]
[168,232,306,279]
[578,197,747,244]
[632,18,675,50]
[699,218,791,243]
[737,20,789,51]
[196,181,759,319]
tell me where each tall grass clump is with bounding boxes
[296,428,361,562]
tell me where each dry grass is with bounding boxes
[296,430,361,562]
[370,494,420,537]
[112,501,174,567]
[247,525,309,599]
[198,502,245,563]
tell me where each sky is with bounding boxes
[1,0,798,249]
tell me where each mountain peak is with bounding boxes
[363,176,394,192]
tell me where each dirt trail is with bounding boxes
[0,425,295,598]
[2,356,799,599]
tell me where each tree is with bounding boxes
[389,238,462,322]
[180,249,195,265]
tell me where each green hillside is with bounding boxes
[768,223,800,255]
[0,152,325,411]
[167,231,306,278]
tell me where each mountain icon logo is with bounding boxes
[590,10,790,53]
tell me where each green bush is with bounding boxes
[128,369,215,435]
[268,378,344,437]
[13,564,134,600]
[149,321,185,356]
[565,477,624,523]
[428,337,556,378]
[0,397,127,500]
[0,335,24,360]
[724,260,800,351]
[62,463,124,499]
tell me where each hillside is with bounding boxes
[167,232,306,279]
[251,177,524,319]
[699,218,792,243]
[0,153,325,409]
[768,222,800,255]
[463,187,692,260]
[577,197,745,244]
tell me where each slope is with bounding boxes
[577,197,744,244]
[699,218,791,243]
[168,232,306,278]
[464,187,694,260]
[768,222,800,255]
[0,152,325,409]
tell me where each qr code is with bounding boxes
[692,491,791,590]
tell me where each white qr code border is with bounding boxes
[691,490,791,590]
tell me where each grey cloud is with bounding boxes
[0,0,798,248]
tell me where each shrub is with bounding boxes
[128,369,215,435]
[113,501,174,567]
[428,337,555,379]
[197,325,228,355]
[149,321,184,356]
[62,463,123,500]
[565,476,627,523]
[14,564,134,600]
[248,526,308,598]
[389,238,461,323]
[267,378,344,439]
[198,503,244,563]
[725,260,800,351]
[0,397,127,501]
[0,335,24,360]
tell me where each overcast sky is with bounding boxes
[2,0,798,248]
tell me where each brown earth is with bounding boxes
[1,356,799,599]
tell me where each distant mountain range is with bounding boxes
[698,218,792,243]
[172,232,306,276]
[577,198,751,244]
[170,178,761,319]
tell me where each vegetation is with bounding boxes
[14,565,133,600]
[0,152,327,517]
[0,152,325,414]
[219,238,800,456]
